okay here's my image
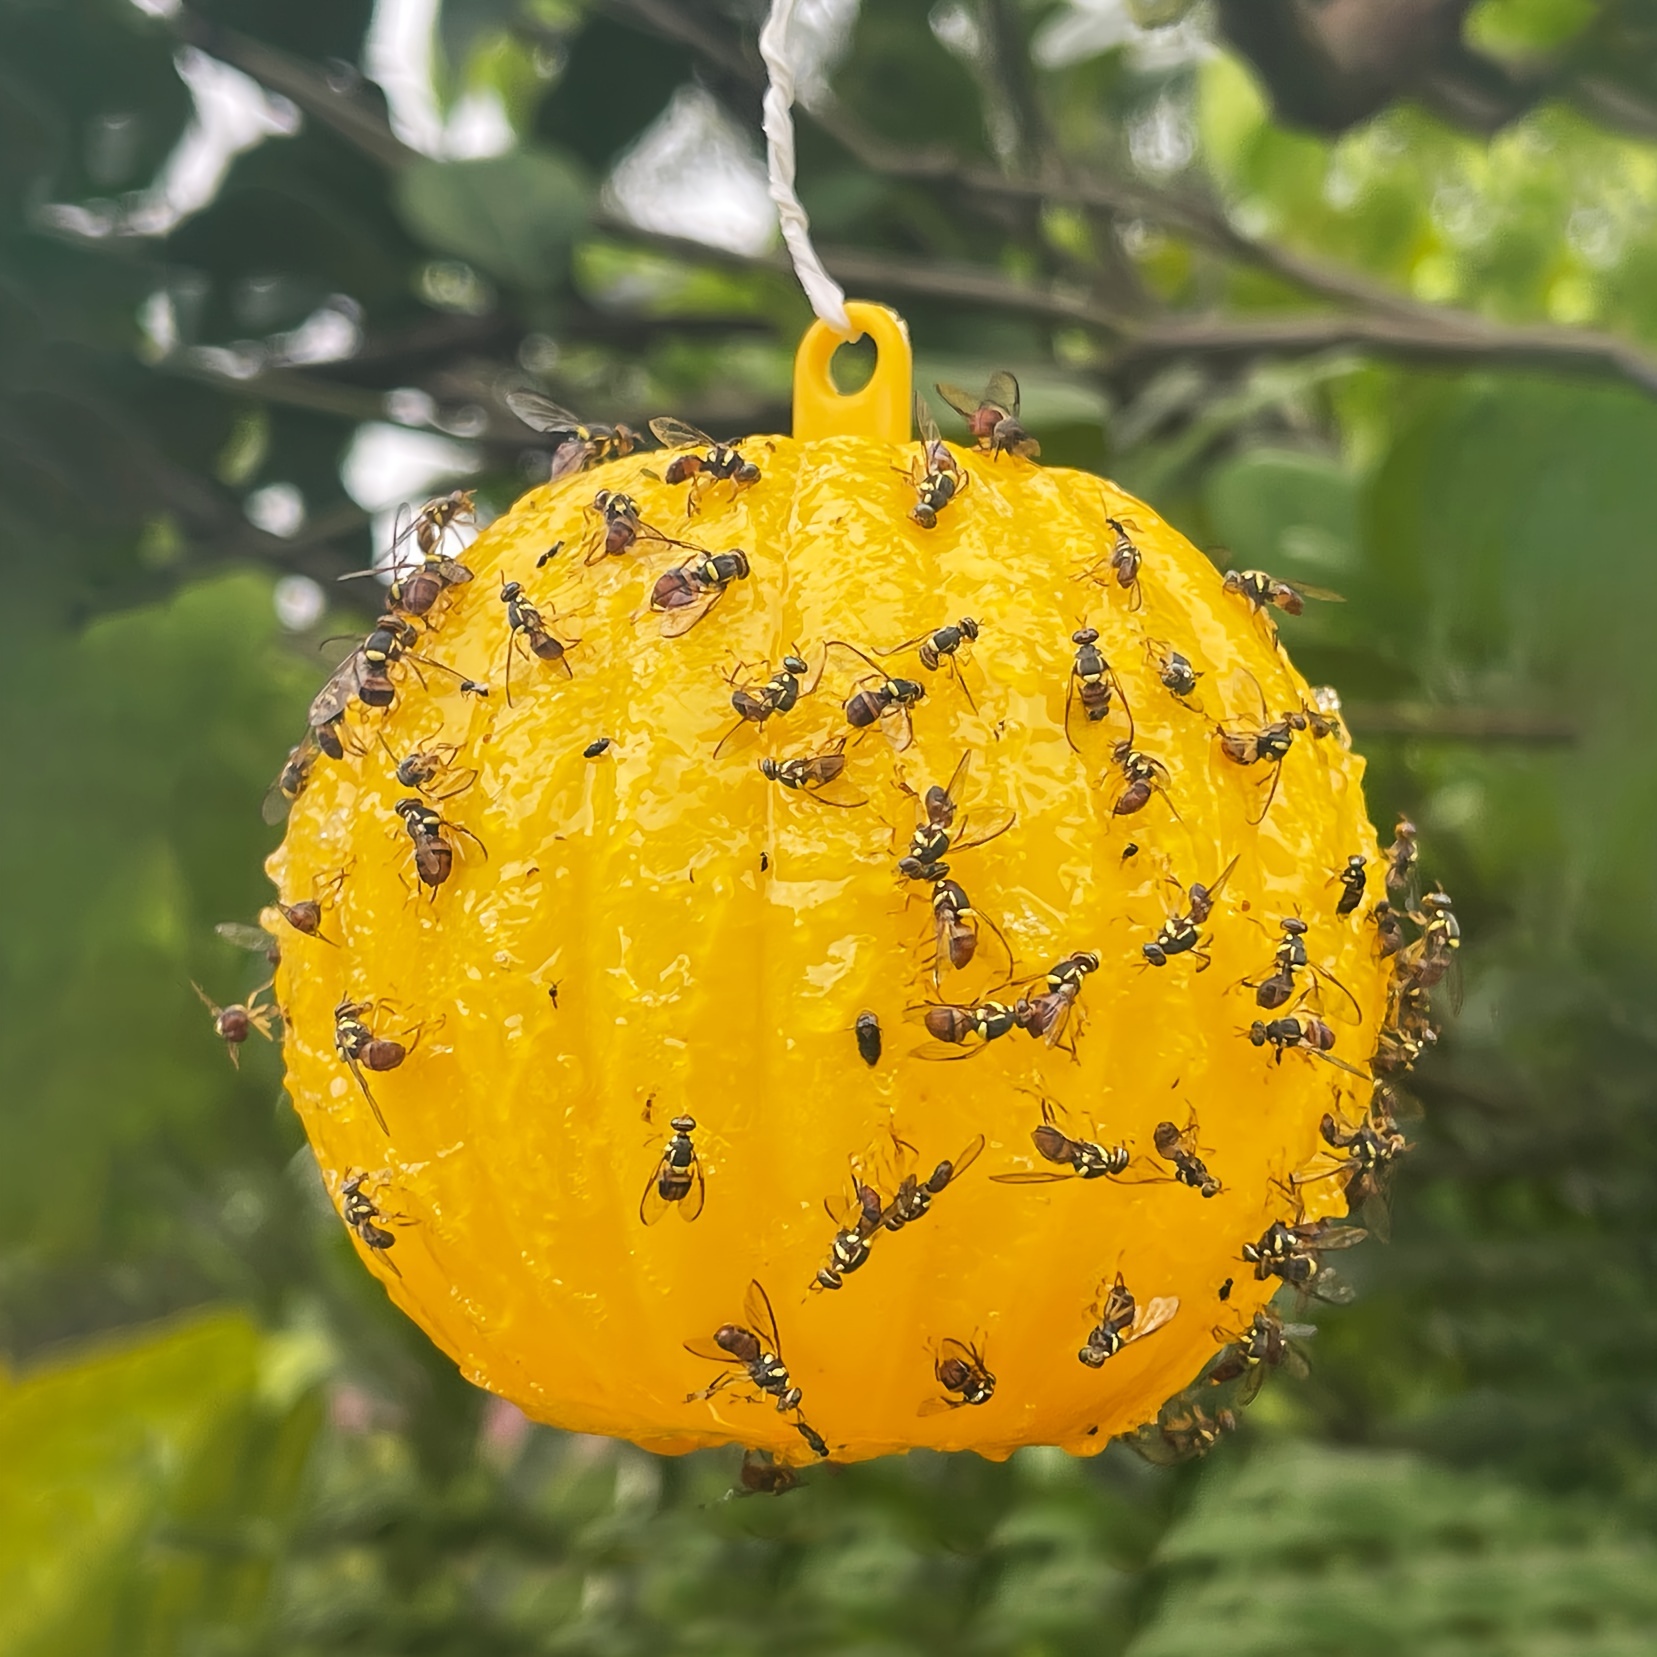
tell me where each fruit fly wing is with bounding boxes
[1243,761,1284,828]
[659,583,728,639]
[983,370,1020,416]
[649,416,717,449]
[679,1162,706,1223]
[1208,854,1241,901]
[879,702,916,752]
[913,1039,987,1062]
[940,749,972,811]
[307,648,371,730]
[1112,1162,1172,1187]
[1294,582,1347,603]
[876,629,937,658]
[933,381,982,420]
[215,921,274,953]
[949,1134,987,1181]
[639,1159,672,1226]
[1316,1050,1372,1080]
[1094,1272,1132,1324]
[1303,962,1365,1025]
[1041,995,1078,1049]
[1132,1295,1180,1342]
[744,1279,783,1354]
[913,392,942,447]
[917,1394,959,1416]
[828,1176,869,1231]
[1126,1424,1189,1466]
[684,1336,738,1364]
[505,389,585,435]
[1359,1188,1393,1243]
[372,501,419,575]
[547,439,591,482]
[990,1170,1069,1184]
[345,1055,389,1135]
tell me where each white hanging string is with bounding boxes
[759,0,855,337]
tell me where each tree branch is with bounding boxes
[146,4,1657,409]
[170,7,417,169]
[582,0,1472,327]
[595,214,1657,396]
[1342,703,1581,743]
[188,0,1618,381]
[584,0,762,121]
[1109,309,1657,395]
[805,96,1455,328]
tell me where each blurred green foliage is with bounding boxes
[5,0,1657,1651]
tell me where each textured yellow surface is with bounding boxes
[269,434,1387,1464]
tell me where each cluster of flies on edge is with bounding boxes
[1294,1083,1413,1239]
[1367,819,1461,1078]
[1171,821,1448,1389]
[1234,910,1367,1078]
[1117,1304,1318,1462]
[1130,1088,1412,1463]
[263,491,482,827]
[509,389,764,634]
[225,370,1455,1483]
[245,393,956,1180]
[1206,558,1354,823]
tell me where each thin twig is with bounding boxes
[808,97,1461,328]
[1342,703,1581,743]
[594,215,1657,394]
[171,9,417,169]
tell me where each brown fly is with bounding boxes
[934,371,1038,459]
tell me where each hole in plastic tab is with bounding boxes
[792,301,912,444]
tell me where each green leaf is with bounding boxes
[393,147,591,290]
[1466,0,1599,59]
[0,1311,320,1657]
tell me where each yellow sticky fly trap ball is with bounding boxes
[265,303,1407,1467]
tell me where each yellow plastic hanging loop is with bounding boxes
[792,301,912,444]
